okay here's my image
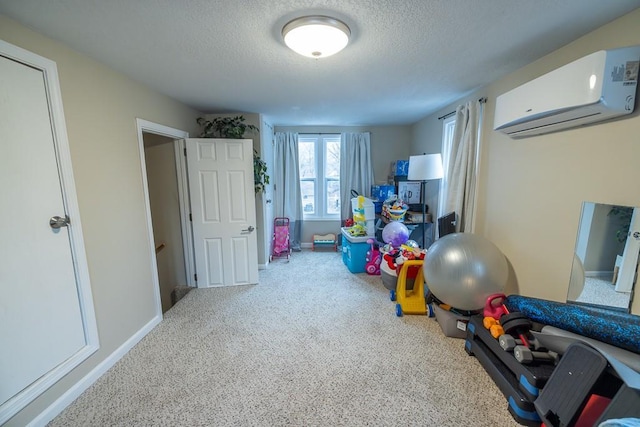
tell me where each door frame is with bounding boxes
[135,119,191,311]
[0,40,99,424]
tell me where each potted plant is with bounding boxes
[609,205,633,243]
[196,115,258,139]
[196,115,269,194]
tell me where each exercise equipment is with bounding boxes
[530,326,640,373]
[513,345,559,365]
[483,316,505,339]
[499,335,540,352]
[535,342,640,426]
[500,312,532,348]
[466,315,553,425]
[484,293,508,319]
[423,233,508,311]
[505,295,640,354]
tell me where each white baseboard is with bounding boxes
[27,314,163,427]
[585,270,614,278]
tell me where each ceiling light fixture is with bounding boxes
[282,16,350,59]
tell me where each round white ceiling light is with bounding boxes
[282,16,351,58]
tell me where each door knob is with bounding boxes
[633,231,640,240]
[50,215,70,229]
[242,226,255,233]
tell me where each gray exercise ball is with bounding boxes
[424,233,508,311]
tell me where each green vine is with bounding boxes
[254,150,269,194]
[608,206,633,243]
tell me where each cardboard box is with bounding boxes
[405,211,433,224]
[394,160,410,177]
[371,185,395,202]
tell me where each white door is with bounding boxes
[616,208,640,293]
[186,138,258,286]
[0,41,98,423]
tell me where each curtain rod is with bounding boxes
[438,97,487,120]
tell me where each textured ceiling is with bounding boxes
[1,0,639,126]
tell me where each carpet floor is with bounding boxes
[49,250,519,426]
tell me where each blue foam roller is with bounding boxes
[504,295,640,354]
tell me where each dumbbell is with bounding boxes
[513,345,559,365]
[500,312,532,347]
[483,317,504,339]
[498,334,540,352]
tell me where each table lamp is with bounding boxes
[407,153,444,248]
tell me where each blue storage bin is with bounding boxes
[341,228,370,274]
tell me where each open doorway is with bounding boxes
[142,132,188,312]
[136,119,190,314]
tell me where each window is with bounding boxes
[298,134,340,219]
[437,115,456,219]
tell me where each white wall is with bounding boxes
[411,9,640,315]
[0,14,201,426]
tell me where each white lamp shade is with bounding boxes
[282,16,350,58]
[407,153,444,181]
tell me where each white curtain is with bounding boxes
[273,132,303,251]
[443,99,484,232]
[339,132,375,221]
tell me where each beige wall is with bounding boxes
[0,15,201,426]
[143,133,187,312]
[411,9,640,314]
[274,125,412,243]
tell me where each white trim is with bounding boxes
[135,119,190,317]
[0,39,99,425]
[585,270,615,278]
[27,315,162,427]
[174,139,196,286]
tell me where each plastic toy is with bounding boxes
[270,217,291,261]
[365,238,381,275]
[381,221,409,247]
[313,233,337,251]
[390,260,428,317]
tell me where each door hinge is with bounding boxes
[184,147,187,156]
[189,213,192,221]
[194,273,198,282]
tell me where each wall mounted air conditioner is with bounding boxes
[494,45,640,138]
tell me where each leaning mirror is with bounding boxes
[567,202,639,312]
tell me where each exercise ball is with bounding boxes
[424,233,508,311]
[381,221,410,247]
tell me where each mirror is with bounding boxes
[567,202,639,312]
